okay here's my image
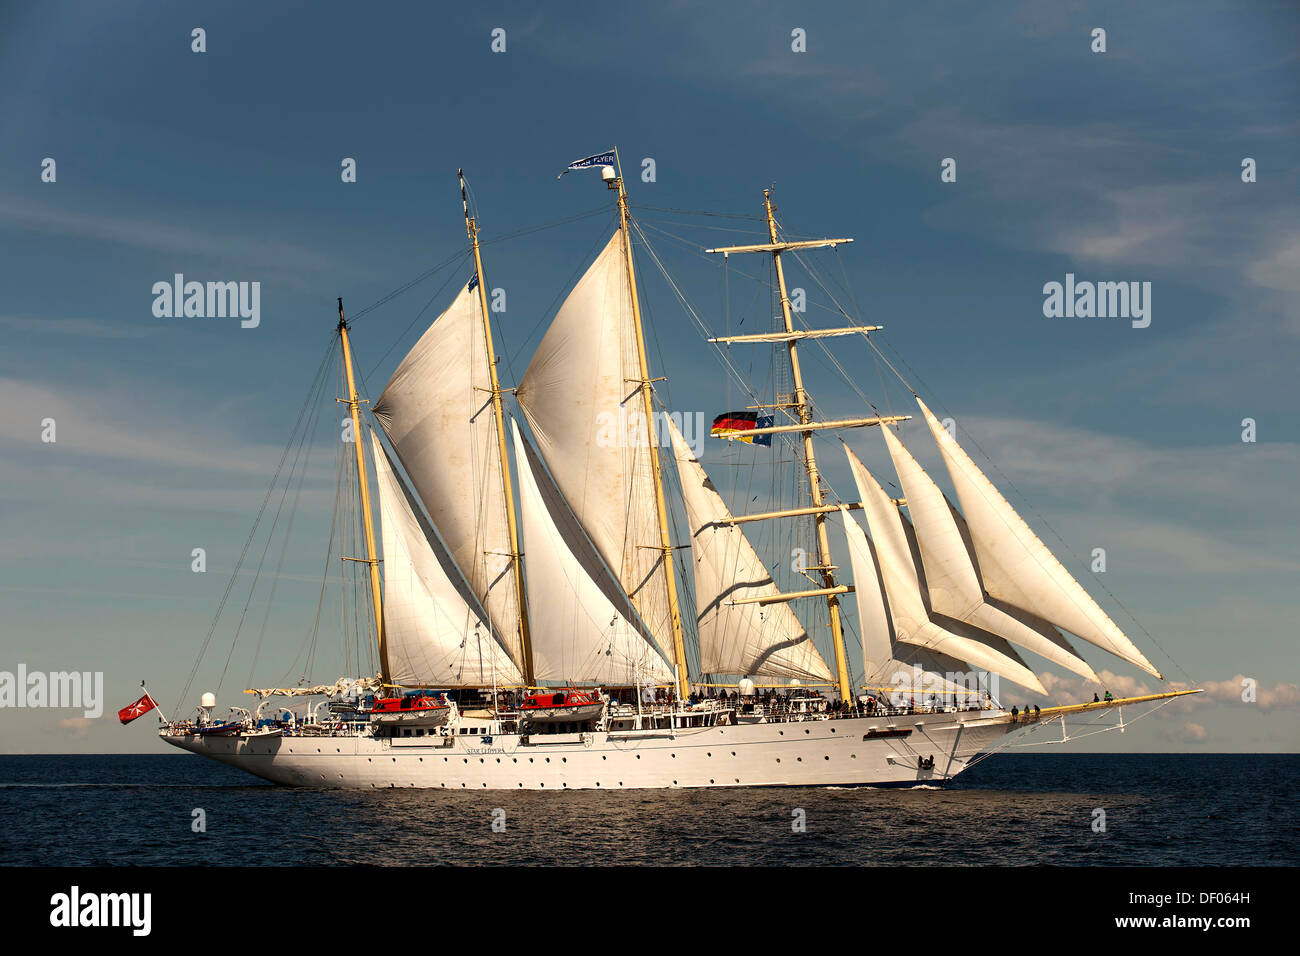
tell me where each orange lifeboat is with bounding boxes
[518,689,604,723]
[370,692,451,727]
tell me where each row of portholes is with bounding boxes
[351,780,759,790]
[362,750,861,773]
[361,749,863,764]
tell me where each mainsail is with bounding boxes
[372,281,524,671]
[880,426,1099,681]
[844,443,1047,693]
[916,399,1162,678]
[515,231,676,663]
[669,418,834,682]
[511,421,673,686]
[370,431,522,687]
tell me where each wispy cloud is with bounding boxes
[0,194,345,277]
[0,315,153,339]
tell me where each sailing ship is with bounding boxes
[156,152,1198,788]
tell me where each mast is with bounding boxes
[337,298,389,686]
[610,156,691,699]
[460,171,535,688]
[761,190,852,703]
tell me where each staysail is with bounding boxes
[515,231,676,663]
[916,398,1162,678]
[372,281,524,671]
[370,431,522,687]
[669,418,834,682]
[511,421,674,686]
[880,426,1099,681]
[838,504,977,697]
[844,443,1046,693]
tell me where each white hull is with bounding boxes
[162,712,1017,789]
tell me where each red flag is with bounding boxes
[118,692,157,725]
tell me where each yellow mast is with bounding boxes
[763,191,852,703]
[337,298,389,686]
[609,155,691,699]
[459,170,535,688]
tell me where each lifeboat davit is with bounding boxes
[369,693,451,728]
[519,689,604,723]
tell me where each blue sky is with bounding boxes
[1,1,1296,753]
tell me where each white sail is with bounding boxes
[916,398,1161,678]
[515,231,675,663]
[881,426,1099,681]
[372,281,524,670]
[511,421,674,686]
[839,505,998,700]
[837,504,893,683]
[371,431,522,687]
[669,418,833,682]
[843,443,1046,693]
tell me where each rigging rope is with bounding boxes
[176,335,336,714]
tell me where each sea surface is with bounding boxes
[0,753,1293,866]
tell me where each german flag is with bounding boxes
[711,411,774,446]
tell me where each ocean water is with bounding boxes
[0,753,1293,866]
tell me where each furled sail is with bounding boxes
[839,506,1001,700]
[372,281,524,670]
[511,421,674,686]
[844,443,1046,693]
[515,231,675,663]
[669,418,833,682]
[371,431,522,687]
[880,427,1099,681]
[916,398,1161,678]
